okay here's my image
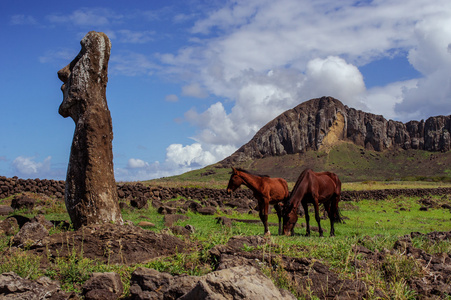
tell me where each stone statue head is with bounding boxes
[57,31,111,122]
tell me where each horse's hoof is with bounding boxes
[264,232,271,237]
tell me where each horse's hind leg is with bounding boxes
[274,203,283,235]
[302,201,310,236]
[324,201,334,237]
[259,200,270,236]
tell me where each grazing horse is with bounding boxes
[282,169,342,237]
[227,167,289,236]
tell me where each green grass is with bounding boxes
[0,191,450,298]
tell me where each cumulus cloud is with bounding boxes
[115,30,155,44]
[127,158,149,169]
[181,82,208,98]
[303,56,367,110]
[150,0,451,176]
[165,94,179,102]
[395,15,451,119]
[12,156,52,178]
[10,15,38,25]
[165,143,217,167]
[47,8,122,27]
[53,0,451,180]
[115,143,236,181]
[109,52,158,76]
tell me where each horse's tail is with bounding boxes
[332,206,344,224]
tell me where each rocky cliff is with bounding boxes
[222,96,451,165]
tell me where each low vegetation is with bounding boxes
[0,179,450,298]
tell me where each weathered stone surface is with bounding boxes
[57,31,123,230]
[11,194,35,211]
[12,221,48,248]
[0,217,19,236]
[222,96,451,165]
[129,266,296,300]
[180,266,296,300]
[0,205,13,216]
[0,272,73,299]
[129,267,200,300]
[82,272,123,300]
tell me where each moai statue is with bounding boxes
[57,31,123,230]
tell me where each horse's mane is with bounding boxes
[235,168,270,178]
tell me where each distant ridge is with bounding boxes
[221,96,451,166]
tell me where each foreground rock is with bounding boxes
[57,31,123,229]
[129,265,296,300]
[0,272,75,299]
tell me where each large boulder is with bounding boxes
[0,272,73,299]
[129,266,296,300]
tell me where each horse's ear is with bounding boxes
[231,167,237,173]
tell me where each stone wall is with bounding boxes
[1,176,451,205]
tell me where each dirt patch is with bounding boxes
[319,112,345,151]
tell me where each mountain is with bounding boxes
[221,96,451,164]
[216,96,451,182]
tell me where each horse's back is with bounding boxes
[265,177,289,201]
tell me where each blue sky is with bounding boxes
[1,0,450,181]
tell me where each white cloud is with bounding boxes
[57,0,450,181]
[395,15,451,119]
[12,156,51,178]
[47,8,122,27]
[181,82,208,98]
[303,56,367,110]
[165,143,216,167]
[109,52,158,76]
[149,0,451,174]
[10,15,38,25]
[114,143,236,181]
[165,94,179,102]
[115,30,155,44]
[127,158,149,169]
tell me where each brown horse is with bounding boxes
[227,167,289,236]
[282,169,342,237]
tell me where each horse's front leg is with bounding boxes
[313,201,323,237]
[259,200,270,236]
[302,201,310,236]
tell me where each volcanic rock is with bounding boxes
[222,96,451,165]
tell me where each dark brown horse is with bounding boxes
[227,167,289,236]
[282,169,342,237]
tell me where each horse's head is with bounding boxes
[282,203,298,236]
[226,167,243,194]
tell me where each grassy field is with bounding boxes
[0,184,450,298]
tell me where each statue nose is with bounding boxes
[57,66,70,83]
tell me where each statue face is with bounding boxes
[57,51,84,120]
[57,31,111,122]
